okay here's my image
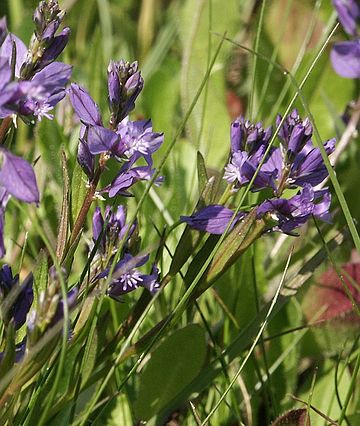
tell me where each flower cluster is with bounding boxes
[0,1,71,121]
[182,110,335,235]
[91,205,160,297]
[0,0,71,257]
[68,60,163,197]
[331,0,360,78]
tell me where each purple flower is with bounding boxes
[230,116,271,155]
[264,111,336,194]
[330,40,360,78]
[68,83,102,126]
[0,15,71,121]
[20,0,70,77]
[288,138,336,187]
[332,0,360,36]
[92,204,136,255]
[258,184,332,234]
[224,117,276,191]
[100,253,160,297]
[0,265,33,330]
[276,109,312,161]
[180,205,243,234]
[68,81,164,196]
[116,118,163,161]
[106,165,162,198]
[0,148,40,204]
[331,1,360,78]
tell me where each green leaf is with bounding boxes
[134,324,206,421]
[33,250,48,304]
[56,151,70,261]
[196,150,209,200]
[70,162,88,229]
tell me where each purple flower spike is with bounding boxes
[230,116,271,155]
[180,205,242,234]
[107,60,144,126]
[330,40,360,78]
[68,83,102,126]
[332,0,360,36]
[0,149,39,204]
[0,265,34,330]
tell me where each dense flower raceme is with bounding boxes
[181,110,335,235]
[0,1,71,257]
[0,1,71,121]
[91,205,160,297]
[331,0,360,78]
[68,61,164,197]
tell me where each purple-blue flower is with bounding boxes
[0,7,71,121]
[332,0,360,36]
[97,253,160,297]
[258,184,332,234]
[330,40,360,78]
[331,0,360,78]
[224,117,276,191]
[180,205,243,234]
[68,77,164,196]
[0,148,40,204]
[0,265,33,330]
[92,204,136,256]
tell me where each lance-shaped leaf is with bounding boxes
[271,408,310,426]
[0,150,39,204]
[56,151,70,261]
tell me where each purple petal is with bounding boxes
[0,150,39,203]
[32,62,72,93]
[77,137,95,179]
[331,40,360,78]
[0,57,11,90]
[41,27,70,66]
[87,125,118,155]
[180,205,239,234]
[332,0,360,36]
[0,33,27,77]
[68,83,102,126]
[0,17,7,46]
